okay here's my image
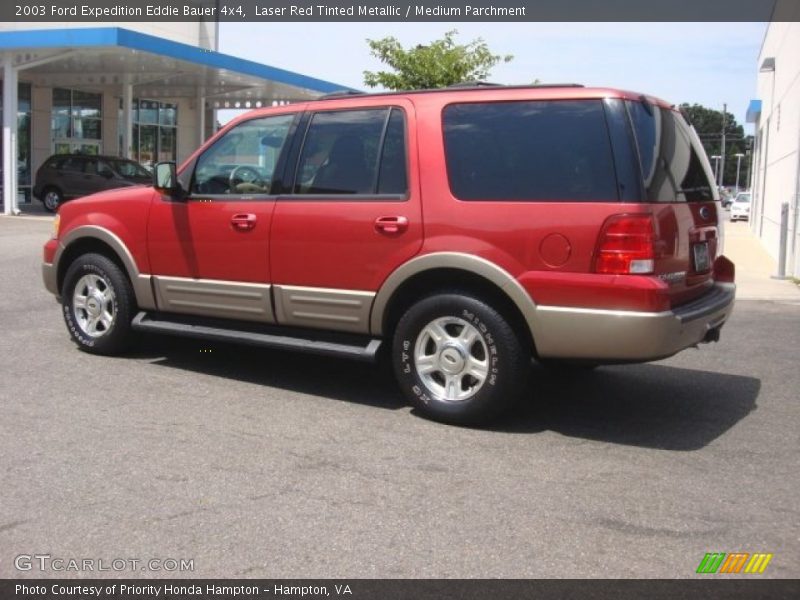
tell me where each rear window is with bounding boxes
[442,100,618,202]
[626,101,716,203]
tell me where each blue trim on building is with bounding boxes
[0,27,357,94]
[746,99,762,123]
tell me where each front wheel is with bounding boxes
[61,253,135,355]
[392,293,528,424]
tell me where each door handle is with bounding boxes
[374,216,408,235]
[231,213,257,231]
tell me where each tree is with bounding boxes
[363,30,513,91]
[680,103,753,189]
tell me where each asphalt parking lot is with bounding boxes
[1,215,799,579]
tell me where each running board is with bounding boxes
[131,312,382,362]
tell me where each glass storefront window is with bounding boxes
[138,100,158,125]
[52,88,71,138]
[159,103,177,127]
[138,124,157,169]
[159,127,176,162]
[52,88,103,157]
[117,97,179,167]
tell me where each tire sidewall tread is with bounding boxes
[62,253,134,355]
[393,292,527,424]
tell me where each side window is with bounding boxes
[61,157,84,173]
[626,101,715,203]
[96,160,114,177]
[442,100,618,202]
[294,108,407,196]
[192,114,294,195]
[377,109,408,195]
[83,158,98,174]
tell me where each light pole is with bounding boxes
[711,155,721,187]
[734,153,745,193]
[720,103,727,187]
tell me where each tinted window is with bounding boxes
[627,101,715,203]
[96,160,114,177]
[378,109,408,194]
[443,100,618,202]
[60,157,85,173]
[192,114,294,195]
[111,160,150,179]
[295,108,406,196]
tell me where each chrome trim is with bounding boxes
[53,225,157,310]
[370,252,538,337]
[273,285,374,334]
[534,283,735,360]
[153,276,274,323]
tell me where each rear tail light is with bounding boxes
[593,214,656,275]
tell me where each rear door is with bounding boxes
[269,100,422,334]
[57,156,90,198]
[625,100,721,306]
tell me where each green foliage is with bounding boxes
[680,103,753,188]
[363,30,513,91]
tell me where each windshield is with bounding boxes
[736,194,751,203]
[111,160,151,179]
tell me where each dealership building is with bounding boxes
[0,21,351,214]
[746,17,800,278]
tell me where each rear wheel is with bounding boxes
[61,253,135,355]
[42,187,63,212]
[392,293,528,424]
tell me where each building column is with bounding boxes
[197,86,205,147]
[121,75,133,159]
[3,56,19,215]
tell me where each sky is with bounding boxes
[219,22,766,132]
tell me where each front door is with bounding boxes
[147,111,296,323]
[270,101,422,334]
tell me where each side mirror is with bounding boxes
[99,169,114,179]
[153,162,181,196]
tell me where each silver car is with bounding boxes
[730,192,751,221]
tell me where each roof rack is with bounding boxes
[530,83,584,88]
[446,81,502,88]
[318,90,367,100]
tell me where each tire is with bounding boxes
[61,253,135,355]
[42,187,63,212]
[392,293,528,424]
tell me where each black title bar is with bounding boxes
[3,579,800,600]
[1,0,794,23]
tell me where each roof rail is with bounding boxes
[530,83,584,88]
[318,90,366,100]
[446,81,502,88]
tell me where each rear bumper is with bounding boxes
[534,282,735,361]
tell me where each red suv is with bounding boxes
[42,85,735,424]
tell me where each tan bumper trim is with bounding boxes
[534,283,735,361]
[42,262,58,296]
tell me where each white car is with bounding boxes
[730,192,751,221]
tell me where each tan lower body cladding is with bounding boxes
[152,277,374,334]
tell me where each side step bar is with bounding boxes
[131,312,382,362]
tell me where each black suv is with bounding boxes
[33,154,151,212]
